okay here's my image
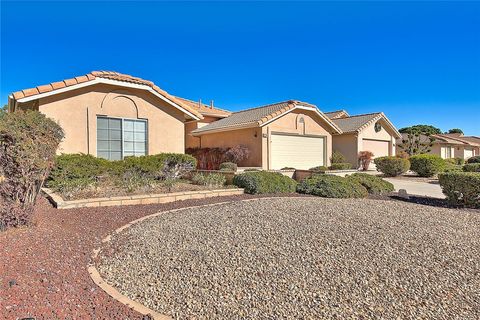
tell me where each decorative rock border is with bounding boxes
[42,188,244,209]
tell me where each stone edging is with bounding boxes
[88,197,301,319]
[42,187,244,209]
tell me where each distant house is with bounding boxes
[324,110,401,169]
[398,133,480,160]
[191,100,342,169]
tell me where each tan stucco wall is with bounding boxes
[185,116,221,149]
[18,83,187,156]
[332,119,398,168]
[196,127,263,167]
[195,109,335,169]
[331,133,358,166]
[263,109,333,168]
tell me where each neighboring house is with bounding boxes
[324,110,401,168]
[191,100,342,169]
[400,133,480,160]
[178,97,232,149]
[7,71,203,160]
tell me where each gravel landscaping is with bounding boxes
[98,197,480,319]
[1,194,284,319]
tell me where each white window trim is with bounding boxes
[97,115,148,160]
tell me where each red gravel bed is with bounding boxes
[1,194,300,319]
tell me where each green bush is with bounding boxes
[191,172,226,187]
[410,154,445,177]
[310,166,328,173]
[47,154,110,196]
[346,173,394,195]
[374,156,410,177]
[233,171,297,194]
[445,158,465,165]
[280,167,296,170]
[466,156,480,164]
[330,150,347,164]
[329,163,352,170]
[443,163,463,173]
[439,172,480,208]
[118,153,196,178]
[463,163,480,172]
[1,111,64,229]
[219,162,237,172]
[297,175,368,198]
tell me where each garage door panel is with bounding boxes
[464,149,473,159]
[271,134,325,170]
[362,139,390,158]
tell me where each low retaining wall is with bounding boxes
[42,188,245,209]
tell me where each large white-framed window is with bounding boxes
[440,146,452,159]
[97,116,148,160]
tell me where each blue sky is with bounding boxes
[1,1,479,134]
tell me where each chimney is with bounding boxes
[210,100,214,109]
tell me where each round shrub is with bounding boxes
[410,154,445,177]
[374,156,410,177]
[466,156,480,164]
[346,173,394,195]
[296,175,368,198]
[439,172,480,208]
[219,162,238,172]
[463,163,480,172]
[329,163,352,170]
[233,171,297,194]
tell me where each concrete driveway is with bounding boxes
[384,178,445,199]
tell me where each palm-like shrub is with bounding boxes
[358,151,374,171]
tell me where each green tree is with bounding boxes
[398,125,438,156]
[447,128,463,134]
[398,124,441,135]
[0,105,7,118]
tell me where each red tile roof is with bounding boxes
[10,71,202,119]
[174,96,231,118]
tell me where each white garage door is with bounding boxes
[464,148,473,159]
[271,134,325,169]
[362,139,390,158]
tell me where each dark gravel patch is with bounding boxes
[0,193,300,319]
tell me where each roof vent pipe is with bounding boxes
[210,100,214,109]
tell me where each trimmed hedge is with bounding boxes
[48,153,197,195]
[219,162,238,172]
[463,163,480,172]
[467,156,480,164]
[410,154,445,177]
[329,163,352,170]
[297,175,368,198]
[233,171,297,194]
[439,172,480,208]
[374,156,410,177]
[346,173,394,195]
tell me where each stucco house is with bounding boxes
[7,71,227,160]
[191,100,342,169]
[396,133,479,160]
[324,110,401,168]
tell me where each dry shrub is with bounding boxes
[0,111,63,229]
[358,151,374,171]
